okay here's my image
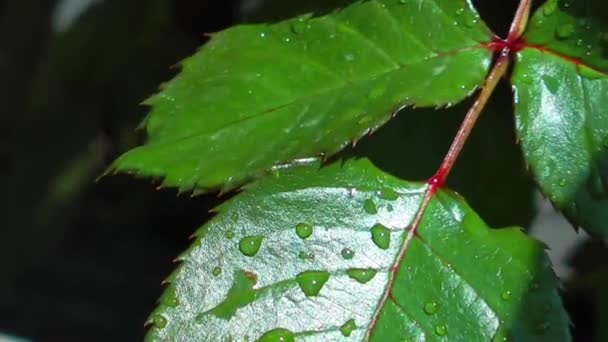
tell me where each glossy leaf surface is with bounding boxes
[147,159,569,341]
[112,0,492,192]
[512,0,608,237]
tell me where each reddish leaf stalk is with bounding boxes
[365,1,531,339]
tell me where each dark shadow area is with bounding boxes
[0,0,601,340]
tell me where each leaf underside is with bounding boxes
[512,0,608,237]
[146,159,569,342]
[111,0,492,192]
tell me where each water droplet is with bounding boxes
[291,18,307,34]
[225,230,235,239]
[239,235,263,257]
[282,37,291,43]
[295,222,313,239]
[435,324,447,336]
[501,291,512,301]
[463,13,478,28]
[379,188,399,201]
[533,321,550,335]
[258,328,295,342]
[344,53,355,62]
[557,178,567,187]
[296,270,329,296]
[399,0,408,4]
[212,266,222,277]
[298,251,315,260]
[364,199,377,214]
[555,23,575,40]
[340,319,357,337]
[542,75,560,94]
[455,8,464,16]
[424,302,438,315]
[151,314,168,328]
[367,86,385,99]
[341,248,355,260]
[346,268,377,284]
[371,223,391,250]
[543,1,557,16]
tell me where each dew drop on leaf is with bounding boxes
[435,324,447,336]
[363,199,378,214]
[555,24,575,40]
[340,248,355,260]
[291,19,307,34]
[346,268,377,284]
[151,314,168,329]
[370,223,391,250]
[239,235,264,256]
[379,188,399,201]
[543,1,557,16]
[212,266,222,277]
[398,0,408,5]
[501,291,512,301]
[296,270,329,296]
[541,75,560,94]
[258,328,295,342]
[295,222,313,239]
[225,230,235,239]
[340,319,357,337]
[424,301,439,315]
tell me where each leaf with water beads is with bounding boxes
[512,0,608,237]
[146,159,569,341]
[111,0,493,193]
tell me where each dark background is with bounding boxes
[0,0,605,341]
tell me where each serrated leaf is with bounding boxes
[146,159,569,341]
[512,0,608,237]
[112,0,492,192]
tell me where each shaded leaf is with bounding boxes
[512,0,608,237]
[147,159,569,341]
[112,0,493,192]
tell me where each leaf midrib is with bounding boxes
[146,45,487,147]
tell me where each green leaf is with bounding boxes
[146,159,569,341]
[512,0,608,237]
[112,0,492,192]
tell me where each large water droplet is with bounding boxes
[543,1,557,16]
[295,222,313,239]
[212,266,222,277]
[296,270,329,296]
[239,235,264,256]
[346,268,377,284]
[424,301,438,315]
[340,319,357,337]
[364,199,378,214]
[258,328,295,342]
[542,75,560,94]
[151,314,168,328]
[341,248,355,260]
[379,188,399,201]
[435,324,447,336]
[291,18,307,34]
[371,223,391,250]
[555,24,575,40]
